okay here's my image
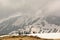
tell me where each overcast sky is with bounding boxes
[0,0,60,19]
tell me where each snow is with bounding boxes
[0,33,60,39]
[26,33,60,39]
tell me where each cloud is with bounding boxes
[44,0,60,15]
[0,0,60,19]
[0,0,26,19]
[0,0,25,9]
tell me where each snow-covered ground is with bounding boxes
[0,33,60,39]
[26,33,60,39]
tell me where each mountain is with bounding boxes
[0,14,60,35]
[45,15,60,26]
[0,15,45,35]
[0,15,21,35]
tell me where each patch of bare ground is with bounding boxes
[0,35,58,40]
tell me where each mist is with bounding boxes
[0,0,60,19]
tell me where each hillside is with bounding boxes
[0,15,60,35]
[0,35,53,40]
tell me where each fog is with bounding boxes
[0,0,60,19]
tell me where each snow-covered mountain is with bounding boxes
[0,14,60,35]
[45,15,60,26]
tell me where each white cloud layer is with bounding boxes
[0,0,60,19]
